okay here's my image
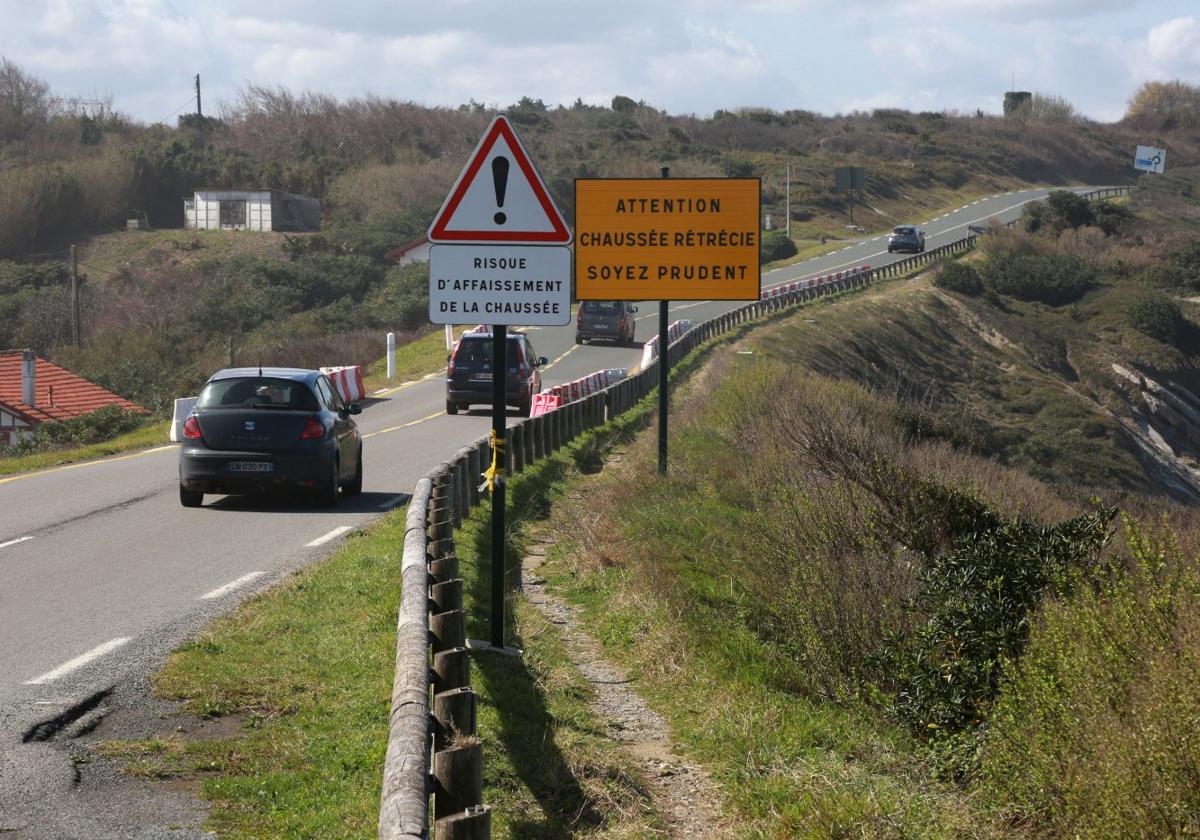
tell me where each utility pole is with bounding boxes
[785,162,791,239]
[195,74,202,119]
[69,245,81,347]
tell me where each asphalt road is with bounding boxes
[0,185,1109,831]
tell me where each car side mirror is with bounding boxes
[346,404,362,415]
[538,356,548,366]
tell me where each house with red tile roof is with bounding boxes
[385,235,431,265]
[0,350,145,446]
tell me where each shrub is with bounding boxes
[9,404,151,454]
[980,252,1093,305]
[1024,190,1092,234]
[760,230,797,263]
[871,503,1115,752]
[933,262,983,296]
[1169,241,1200,289]
[1090,200,1133,236]
[1127,291,1191,347]
[977,518,1200,837]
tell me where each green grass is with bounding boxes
[101,516,409,839]
[76,228,293,282]
[0,420,170,477]
[537,471,991,838]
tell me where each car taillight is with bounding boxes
[182,416,202,440]
[300,417,325,440]
[448,358,456,377]
[576,309,582,324]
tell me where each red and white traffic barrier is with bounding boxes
[320,365,365,404]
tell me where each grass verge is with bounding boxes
[0,420,170,477]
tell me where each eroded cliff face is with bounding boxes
[1111,364,1200,503]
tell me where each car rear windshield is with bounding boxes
[453,338,522,369]
[582,301,621,315]
[197,377,320,410]
[894,227,915,235]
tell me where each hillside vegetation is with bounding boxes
[535,348,1199,837]
[754,172,1200,502]
[516,168,1199,836]
[522,185,1200,832]
[2,62,1199,417]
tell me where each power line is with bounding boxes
[154,97,197,126]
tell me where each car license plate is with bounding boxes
[228,461,272,473]
[594,324,609,329]
[471,373,492,381]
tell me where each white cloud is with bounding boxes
[0,0,1195,123]
[1145,16,1200,74]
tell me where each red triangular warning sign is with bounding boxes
[428,115,572,245]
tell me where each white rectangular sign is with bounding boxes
[429,245,572,326]
[1134,145,1166,174]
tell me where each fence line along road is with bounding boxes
[377,184,1130,839]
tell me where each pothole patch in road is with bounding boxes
[22,688,112,744]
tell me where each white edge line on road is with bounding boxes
[306,525,353,548]
[200,571,265,600]
[0,535,34,550]
[24,637,132,685]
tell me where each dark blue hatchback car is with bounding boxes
[178,367,362,508]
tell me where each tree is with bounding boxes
[1022,93,1079,124]
[1125,80,1200,130]
[0,57,51,142]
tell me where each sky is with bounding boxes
[1,0,1198,124]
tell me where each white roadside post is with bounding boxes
[386,331,396,380]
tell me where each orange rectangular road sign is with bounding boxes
[574,178,761,301]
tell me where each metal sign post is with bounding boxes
[574,173,761,478]
[658,167,669,475]
[490,325,507,649]
[427,114,572,652]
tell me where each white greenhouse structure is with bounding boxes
[183,189,321,232]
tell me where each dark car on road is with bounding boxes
[178,367,362,508]
[887,225,926,253]
[446,329,547,416]
[575,300,637,345]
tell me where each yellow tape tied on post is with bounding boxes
[482,429,506,493]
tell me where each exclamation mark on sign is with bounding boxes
[492,156,509,225]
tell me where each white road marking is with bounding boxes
[200,571,265,600]
[25,637,132,685]
[306,526,353,547]
[0,535,33,550]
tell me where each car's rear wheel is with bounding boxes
[575,334,585,344]
[518,396,532,417]
[317,459,339,507]
[446,400,459,415]
[179,484,203,508]
[343,447,363,497]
